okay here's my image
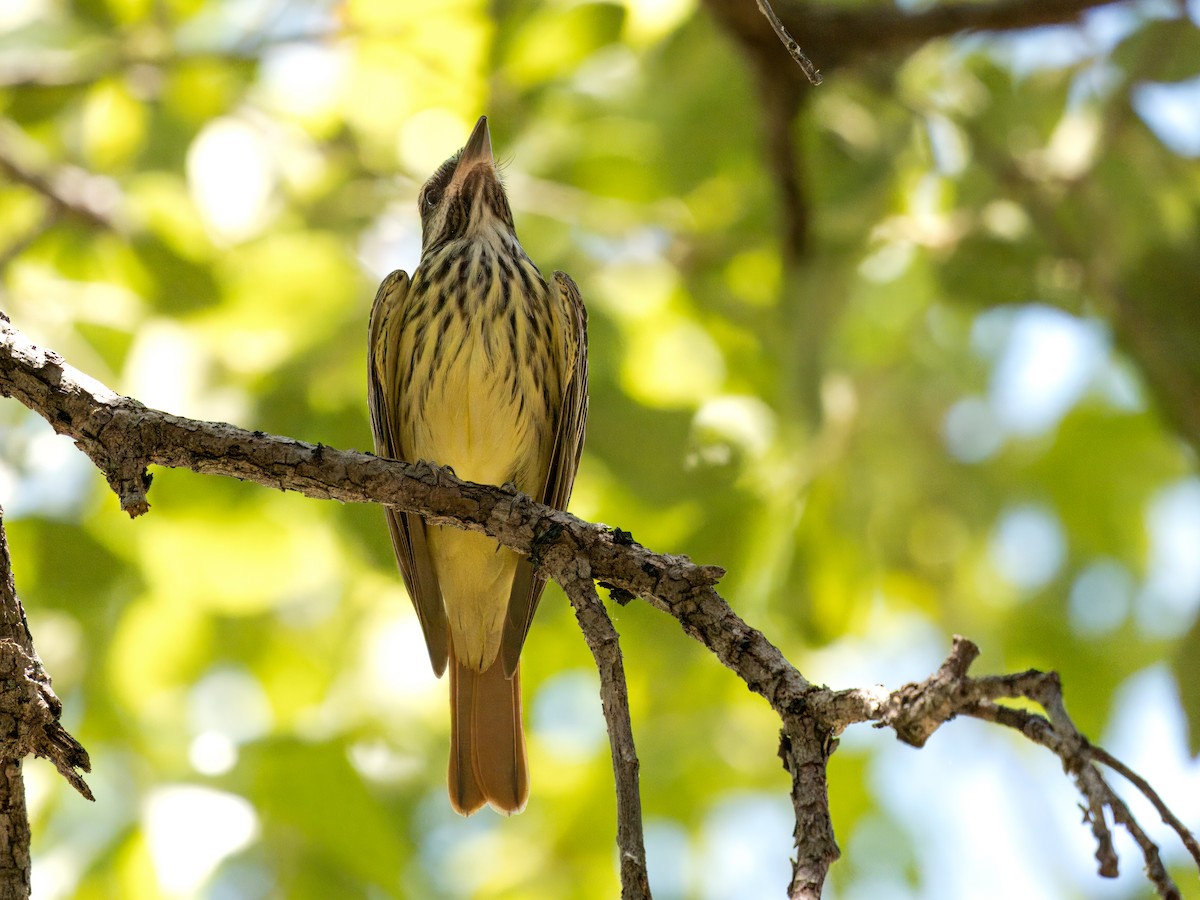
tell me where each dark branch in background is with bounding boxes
[0,124,123,233]
[1,315,1196,899]
[1110,286,1200,464]
[951,65,1200,466]
[706,0,1127,262]
[0,29,347,90]
[713,0,1128,80]
[758,79,809,267]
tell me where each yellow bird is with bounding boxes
[368,116,588,815]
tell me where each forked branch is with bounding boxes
[0,312,1194,899]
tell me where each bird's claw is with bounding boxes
[500,482,532,517]
[411,458,443,486]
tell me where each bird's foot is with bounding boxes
[499,481,532,518]
[410,458,444,486]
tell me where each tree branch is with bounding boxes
[708,0,1128,79]
[564,572,650,900]
[778,711,838,899]
[816,635,1193,897]
[705,0,1127,265]
[0,312,1195,898]
[0,500,94,900]
[0,29,349,89]
[1090,744,1200,870]
[0,124,123,233]
[0,505,92,803]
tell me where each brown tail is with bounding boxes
[448,646,529,815]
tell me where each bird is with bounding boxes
[367,115,588,815]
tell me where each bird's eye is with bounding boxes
[424,190,441,211]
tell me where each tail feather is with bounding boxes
[448,646,528,816]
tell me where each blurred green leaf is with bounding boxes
[1113,18,1200,83]
[235,739,409,892]
[1174,616,1200,757]
[3,1,1199,897]
[501,2,625,86]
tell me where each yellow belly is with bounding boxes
[412,335,535,489]
[411,327,548,670]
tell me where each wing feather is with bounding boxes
[501,271,589,676]
[368,270,450,677]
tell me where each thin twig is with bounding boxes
[755,0,822,84]
[563,572,650,900]
[814,636,1193,899]
[1106,786,1180,900]
[1091,745,1200,870]
[962,699,1188,898]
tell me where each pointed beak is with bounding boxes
[459,115,493,169]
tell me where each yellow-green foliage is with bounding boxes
[2,0,1200,897]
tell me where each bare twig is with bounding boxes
[755,0,821,84]
[1091,745,1200,870]
[1106,789,1180,900]
[970,693,1190,896]
[852,636,1190,899]
[563,572,650,900]
[0,312,727,603]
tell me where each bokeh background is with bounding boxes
[2,0,1200,897]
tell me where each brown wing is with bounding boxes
[368,269,450,677]
[500,270,589,676]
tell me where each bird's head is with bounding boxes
[417,115,516,254]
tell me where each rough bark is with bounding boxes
[0,502,93,900]
[1,312,1195,898]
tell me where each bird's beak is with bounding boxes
[445,116,495,201]
[459,115,493,169]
